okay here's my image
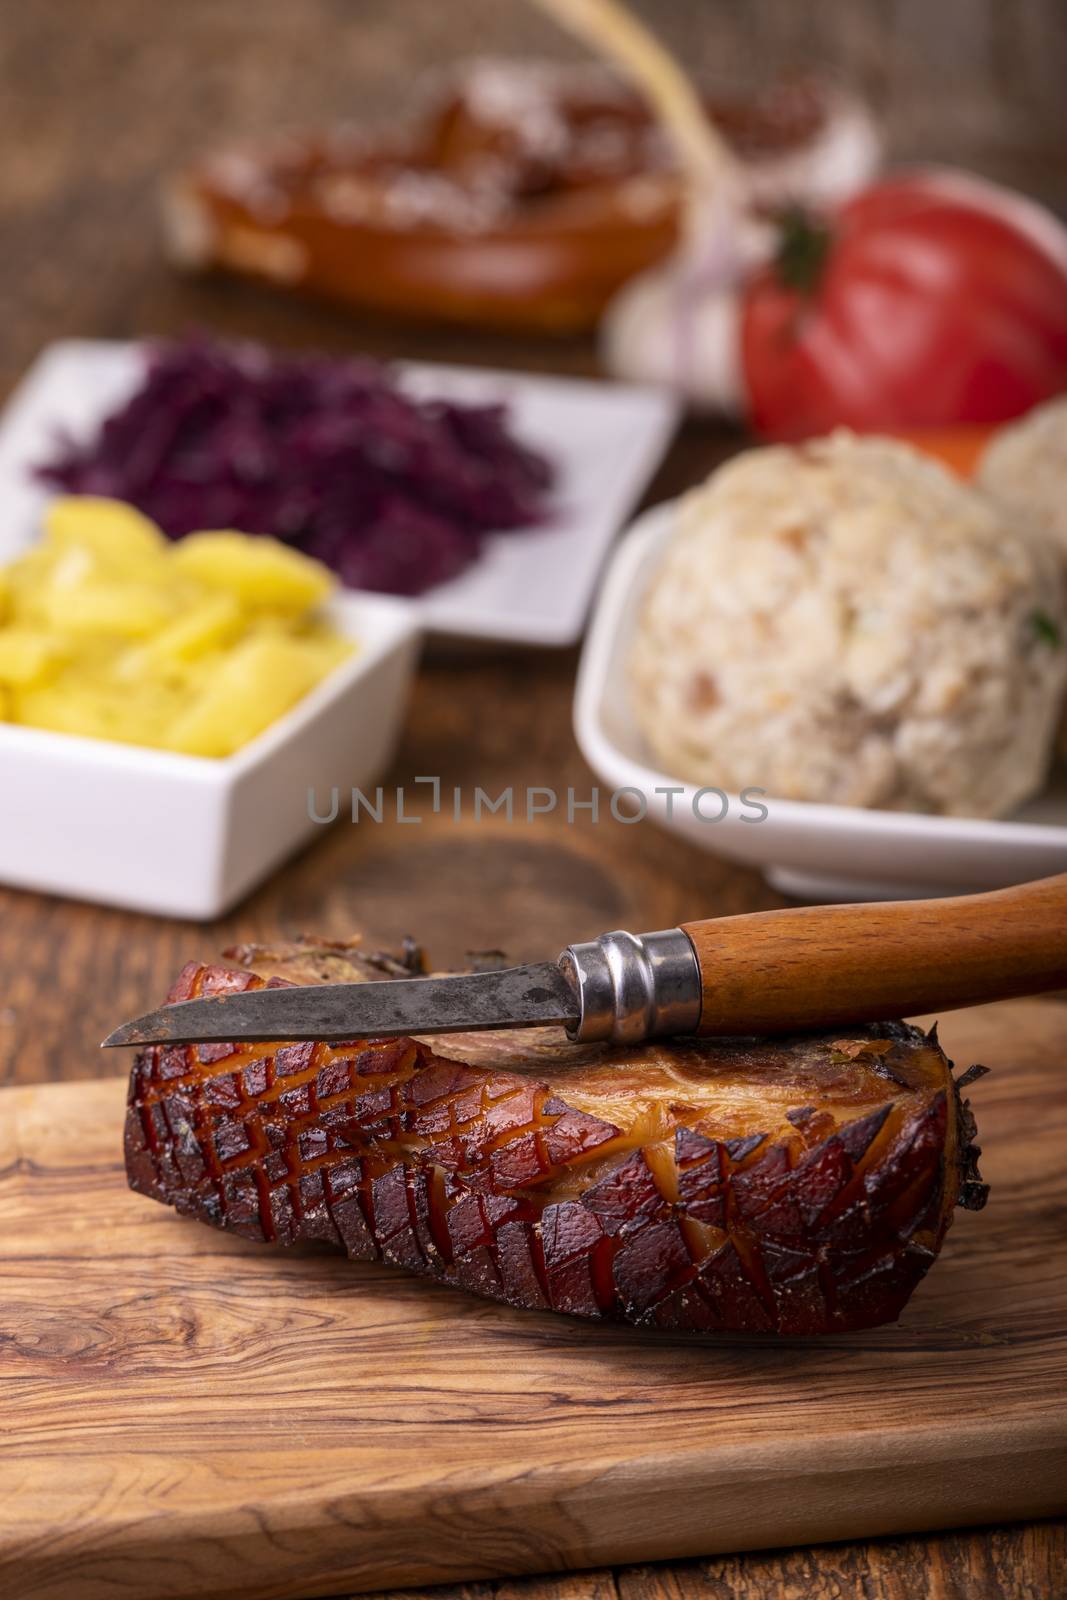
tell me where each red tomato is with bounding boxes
[740,169,1067,440]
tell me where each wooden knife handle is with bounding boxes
[681,872,1067,1035]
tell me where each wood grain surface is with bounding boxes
[2,1001,1065,1600]
[2,3,1066,1596]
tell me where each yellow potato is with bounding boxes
[166,635,329,757]
[0,518,352,755]
[301,628,354,677]
[0,629,68,687]
[246,616,353,672]
[170,532,334,611]
[42,581,175,638]
[143,594,243,664]
[4,547,67,625]
[45,497,168,570]
[14,677,179,748]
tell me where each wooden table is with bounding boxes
[2,3,1064,1595]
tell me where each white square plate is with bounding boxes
[0,340,680,646]
[575,501,1067,901]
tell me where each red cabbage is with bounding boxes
[36,337,555,596]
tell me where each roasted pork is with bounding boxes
[125,938,987,1335]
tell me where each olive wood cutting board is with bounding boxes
[1,1000,1065,1600]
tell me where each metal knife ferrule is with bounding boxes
[559,928,701,1044]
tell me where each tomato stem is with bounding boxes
[774,206,833,295]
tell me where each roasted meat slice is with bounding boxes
[124,939,987,1335]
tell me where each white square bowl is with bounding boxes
[0,592,420,918]
[574,501,1067,901]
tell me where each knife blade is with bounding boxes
[102,961,580,1048]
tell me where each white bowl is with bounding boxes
[0,593,419,918]
[574,501,1067,900]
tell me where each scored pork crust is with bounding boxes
[124,937,987,1335]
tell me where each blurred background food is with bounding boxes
[4,0,1065,399]
[164,63,879,334]
[979,395,1067,558]
[1,0,1066,908]
[978,396,1067,756]
[148,0,1067,433]
[36,335,556,596]
[628,434,1067,818]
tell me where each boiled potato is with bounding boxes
[14,676,182,748]
[0,500,353,756]
[168,635,330,757]
[0,628,68,687]
[170,532,333,611]
[45,497,168,571]
[4,546,68,626]
[42,581,175,638]
[296,622,354,677]
[135,595,243,667]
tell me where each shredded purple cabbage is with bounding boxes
[36,337,555,595]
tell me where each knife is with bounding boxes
[104,872,1067,1049]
